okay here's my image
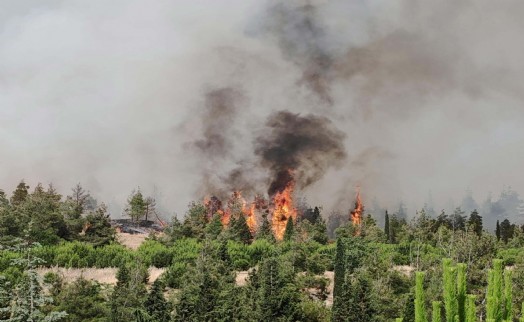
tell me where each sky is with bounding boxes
[1,0,524,220]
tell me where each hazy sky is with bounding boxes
[1,0,524,219]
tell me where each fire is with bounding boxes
[271,182,297,241]
[243,202,257,234]
[350,188,363,231]
[204,192,257,232]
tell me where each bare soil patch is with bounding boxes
[37,266,165,285]
[117,232,148,250]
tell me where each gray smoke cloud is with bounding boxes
[254,111,346,196]
[2,0,524,219]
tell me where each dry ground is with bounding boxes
[43,234,410,307]
[117,232,148,250]
[37,266,165,285]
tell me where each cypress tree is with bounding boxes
[443,259,458,322]
[415,272,428,322]
[504,269,512,321]
[496,220,501,241]
[385,210,390,242]
[465,295,476,322]
[487,269,496,322]
[457,263,467,322]
[332,238,346,321]
[402,293,415,322]
[487,260,504,322]
[432,301,442,322]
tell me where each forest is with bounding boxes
[0,181,524,321]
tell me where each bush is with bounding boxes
[170,238,201,264]
[137,240,173,268]
[227,241,250,269]
[94,243,133,267]
[247,239,275,265]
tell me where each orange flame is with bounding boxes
[205,192,258,231]
[271,182,297,240]
[350,188,363,230]
[243,202,257,234]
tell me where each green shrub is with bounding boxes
[137,240,173,267]
[247,238,275,265]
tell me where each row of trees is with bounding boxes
[0,181,114,246]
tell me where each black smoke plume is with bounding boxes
[255,111,346,196]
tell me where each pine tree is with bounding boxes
[346,273,376,321]
[256,212,275,241]
[125,189,146,224]
[467,210,483,236]
[499,219,514,244]
[83,203,115,246]
[283,218,294,241]
[110,263,148,322]
[205,214,223,239]
[4,238,67,321]
[385,210,390,242]
[496,220,501,241]
[55,277,109,322]
[145,279,171,322]
[68,183,89,218]
[175,244,233,321]
[11,180,29,207]
[229,214,252,244]
[253,255,302,321]
[311,217,329,244]
[415,272,428,322]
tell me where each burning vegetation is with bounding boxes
[197,110,349,240]
[350,188,364,234]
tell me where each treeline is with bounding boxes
[0,181,114,246]
[1,181,524,321]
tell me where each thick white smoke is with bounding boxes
[1,0,524,221]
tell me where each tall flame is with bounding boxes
[350,188,363,229]
[243,202,257,234]
[271,182,297,240]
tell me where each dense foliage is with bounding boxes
[1,182,524,321]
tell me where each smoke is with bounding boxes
[254,111,346,196]
[253,2,334,105]
[189,87,247,198]
[2,0,524,219]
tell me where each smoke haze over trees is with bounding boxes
[2,0,524,222]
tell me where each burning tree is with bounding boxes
[350,189,364,235]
